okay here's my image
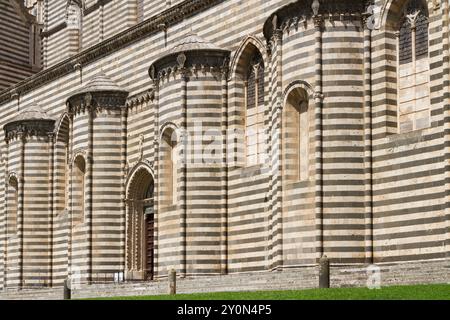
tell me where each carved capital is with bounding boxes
[314,92,324,102]
[48,133,56,144]
[313,15,324,29]
[272,29,283,43]
[361,12,371,29]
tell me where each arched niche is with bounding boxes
[160,125,179,207]
[282,84,313,183]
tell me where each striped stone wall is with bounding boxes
[3,138,22,288]
[0,0,40,90]
[184,73,226,275]
[321,18,366,264]
[0,63,35,93]
[90,107,124,277]
[2,118,54,288]
[155,76,184,276]
[46,0,66,30]
[21,135,52,287]
[1,0,32,66]
[370,0,448,264]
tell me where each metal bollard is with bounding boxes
[169,269,176,295]
[63,278,72,300]
[319,255,330,288]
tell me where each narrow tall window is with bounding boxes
[283,87,310,182]
[7,176,18,236]
[73,156,86,225]
[245,51,265,166]
[398,0,430,133]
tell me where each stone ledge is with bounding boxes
[0,260,447,300]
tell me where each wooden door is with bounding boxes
[144,210,155,280]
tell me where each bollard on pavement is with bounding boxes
[169,269,176,295]
[63,278,72,300]
[319,255,330,288]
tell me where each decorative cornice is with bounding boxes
[4,104,55,141]
[263,0,366,41]
[149,51,230,83]
[149,32,230,83]
[67,91,129,115]
[4,120,55,142]
[126,89,155,108]
[0,0,225,105]
[67,73,129,113]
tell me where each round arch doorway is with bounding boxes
[126,166,155,281]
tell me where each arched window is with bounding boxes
[397,0,430,133]
[7,176,18,236]
[161,128,178,206]
[73,155,86,225]
[283,87,310,182]
[244,50,265,166]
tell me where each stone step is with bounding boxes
[1,260,447,300]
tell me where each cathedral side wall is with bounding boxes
[0,0,32,66]
[0,0,448,289]
[81,8,99,50]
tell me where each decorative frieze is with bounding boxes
[126,89,155,109]
[149,52,230,83]
[66,74,129,114]
[3,105,55,142]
